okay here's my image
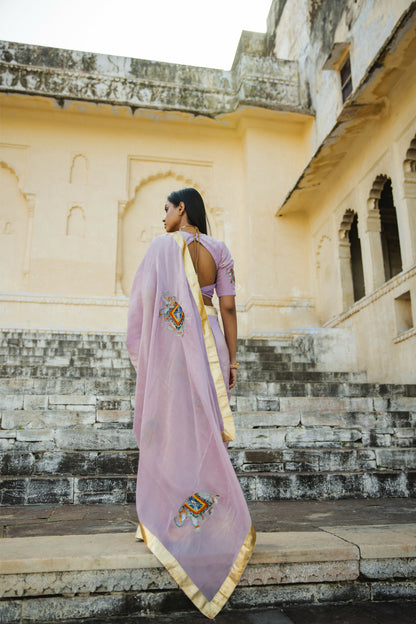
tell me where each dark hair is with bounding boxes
[167,187,209,235]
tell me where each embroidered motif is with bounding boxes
[174,492,219,530]
[159,292,185,335]
[226,267,235,284]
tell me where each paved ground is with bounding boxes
[55,602,416,623]
[1,498,416,538]
[2,500,416,623]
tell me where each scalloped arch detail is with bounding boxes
[0,161,27,200]
[128,170,206,208]
[316,234,331,269]
[404,134,416,175]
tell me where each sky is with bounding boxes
[0,0,272,70]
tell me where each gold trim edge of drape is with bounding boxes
[170,231,235,442]
[139,521,256,619]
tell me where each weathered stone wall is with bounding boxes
[1,329,415,505]
[270,0,414,149]
[0,39,307,117]
[0,85,315,335]
[274,1,416,382]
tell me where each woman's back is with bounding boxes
[179,231,235,304]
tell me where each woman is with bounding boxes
[126,187,255,619]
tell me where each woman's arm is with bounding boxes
[219,294,238,390]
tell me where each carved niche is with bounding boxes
[70,154,88,185]
[0,162,34,291]
[315,233,339,322]
[66,205,86,237]
[117,172,216,296]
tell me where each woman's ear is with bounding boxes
[178,201,185,215]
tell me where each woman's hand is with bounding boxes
[229,367,237,390]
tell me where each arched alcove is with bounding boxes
[403,135,416,176]
[339,209,365,308]
[349,213,365,301]
[0,162,30,291]
[70,154,88,185]
[379,178,403,280]
[66,205,86,237]
[367,175,403,286]
[118,173,214,296]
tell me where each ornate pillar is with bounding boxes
[402,161,416,266]
[338,234,354,309]
[364,202,385,292]
[115,201,127,295]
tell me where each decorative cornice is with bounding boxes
[0,40,307,117]
[0,292,129,307]
[325,265,416,326]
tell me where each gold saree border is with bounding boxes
[171,231,235,442]
[139,521,256,619]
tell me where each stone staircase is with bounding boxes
[0,330,416,506]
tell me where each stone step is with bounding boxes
[0,378,136,395]
[0,363,369,384]
[2,420,414,453]
[1,374,415,402]
[0,334,293,355]
[2,405,413,427]
[1,524,415,622]
[2,448,415,479]
[2,468,416,505]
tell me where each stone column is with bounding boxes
[402,167,416,267]
[338,236,354,309]
[364,203,385,292]
[115,201,127,295]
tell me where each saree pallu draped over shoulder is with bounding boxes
[126,232,255,619]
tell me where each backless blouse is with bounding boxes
[179,231,236,299]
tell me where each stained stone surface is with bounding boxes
[1,330,416,505]
[0,39,307,116]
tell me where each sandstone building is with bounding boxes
[0,0,415,382]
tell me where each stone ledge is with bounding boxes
[322,524,416,559]
[0,525,415,611]
[0,530,358,577]
[0,524,415,620]
[0,40,309,117]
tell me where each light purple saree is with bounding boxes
[126,232,255,618]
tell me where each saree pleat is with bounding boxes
[127,232,255,618]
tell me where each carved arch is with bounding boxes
[0,161,35,291]
[70,154,88,184]
[339,209,355,241]
[315,234,331,270]
[367,174,402,284]
[117,171,222,295]
[0,161,26,197]
[338,209,365,306]
[66,205,86,237]
[404,135,416,176]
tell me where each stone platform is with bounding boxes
[1,500,416,622]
